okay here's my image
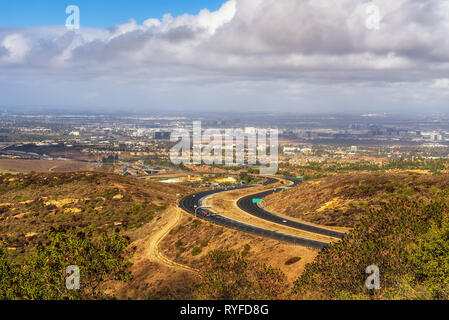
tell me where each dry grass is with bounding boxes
[266,172,449,227]
[0,159,98,173]
[0,171,190,256]
[160,215,320,284]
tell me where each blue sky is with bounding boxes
[0,0,224,27]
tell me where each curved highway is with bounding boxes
[237,177,345,239]
[178,176,332,249]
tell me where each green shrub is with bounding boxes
[292,197,449,300]
[0,227,132,300]
[191,247,202,256]
[197,250,287,300]
[175,240,183,248]
[403,188,415,196]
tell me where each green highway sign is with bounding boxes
[252,199,262,204]
[297,176,303,179]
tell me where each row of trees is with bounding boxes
[289,159,449,174]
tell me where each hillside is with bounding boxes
[0,171,315,300]
[0,159,98,174]
[266,172,449,227]
[292,195,449,299]
[3,170,449,300]
[0,172,189,256]
[259,172,449,299]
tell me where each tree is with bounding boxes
[408,215,449,299]
[0,247,20,300]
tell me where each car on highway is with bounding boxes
[200,210,211,217]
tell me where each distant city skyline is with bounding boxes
[1,0,449,114]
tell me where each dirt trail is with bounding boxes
[110,206,200,299]
[145,207,198,273]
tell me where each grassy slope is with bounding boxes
[0,172,189,257]
[264,172,449,299]
[266,172,449,227]
[292,196,449,299]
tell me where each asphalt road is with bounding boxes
[178,176,331,249]
[237,177,345,239]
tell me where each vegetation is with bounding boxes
[0,172,186,255]
[0,171,191,300]
[3,163,449,300]
[191,246,202,256]
[238,172,260,185]
[285,158,449,175]
[197,250,287,300]
[0,227,132,300]
[292,196,449,300]
[102,154,119,163]
[266,172,449,228]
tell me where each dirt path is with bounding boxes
[146,207,198,273]
[110,207,200,299]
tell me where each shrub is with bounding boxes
[197,250,287,300]
[242,244,251,257]
[0,227,132,300]
[292,197,449,300]
[191,247,202,256]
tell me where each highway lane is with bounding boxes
[237,177,345,239]
[178,177,330,249]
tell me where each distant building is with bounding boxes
[300,148,312,154]
[283,147,300,154]
[154,131,171,140]
[244,127,257,135]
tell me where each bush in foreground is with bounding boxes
[0,227,132,300]
[197,250,288,300]
[292,196,449,300]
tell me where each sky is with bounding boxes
[0,0,449,114]
[0,1,224,28]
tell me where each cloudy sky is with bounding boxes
[1,0,449,114]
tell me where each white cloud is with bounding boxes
[0,0,449,112]
[431,78,449,89]
[1,34,30,64]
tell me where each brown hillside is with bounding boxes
[160,215,320,285]
[0,159,98,173]
[266,172,449,228]
[0,171,190,255]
